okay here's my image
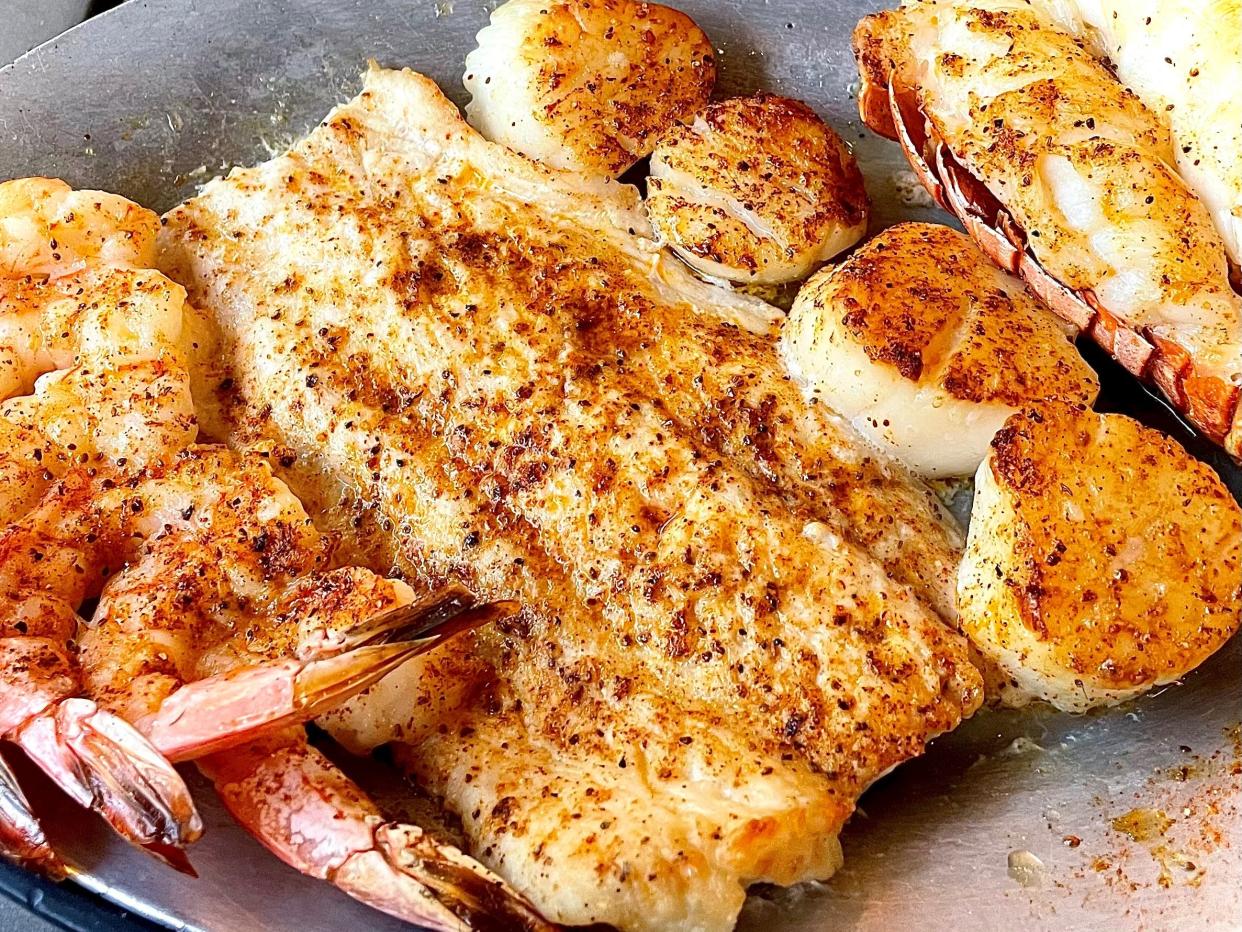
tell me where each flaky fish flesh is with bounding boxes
[160,66,981,931]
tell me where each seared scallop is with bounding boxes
[463,0,716,177]
[646,94,868,284]
[781,223,1098,478]
[959,401,1242,713]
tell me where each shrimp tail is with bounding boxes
[138,592,516,764]
[11,698,202,870]
[0,752,64,878]
[137,644,427,764]
[199,735,553,932]
[0,637,200,871]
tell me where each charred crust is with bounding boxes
[989,419,1044,494]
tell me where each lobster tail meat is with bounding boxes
[1028,0,1242,271]
[853,0,1242,456]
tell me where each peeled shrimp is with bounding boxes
[0,443,510,896]
[0,265,189,396]
[70,451,547,929]
[0,177,160,280]
[0,359,196,474]
[0,350,198,871]
[0,247,206,871]
[76,446,410,738]
[0,214,198,468]
[0,469,202,874]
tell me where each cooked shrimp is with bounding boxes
[76,447,395,735]
[853,0,1242,455]
[0,265,189,397]
[0,366,197,843]
[0,357,194,570]
[200,727,551,932]
[0,178,431,878]
[191,586,551,932]
[782,222,1098,477]
[0,416,73,525]
[647,94,869,284]
[0,443,501,882]
[958,400,1242,711]
[0,178,159,280]
[0,470,201,874]
[1,359,196,474]
[0,224,198,471]
[65,446,546,929]
[463,0,716,177]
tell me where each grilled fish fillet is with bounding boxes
[159,66,981,931]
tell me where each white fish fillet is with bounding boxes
[159,66,981,931]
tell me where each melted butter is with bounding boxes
[1110,808,1173,842]
[1007,849,1044,888]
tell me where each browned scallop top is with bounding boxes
[808,222,1098,405]
[687,94,866,226]
[521,0,716,175]
[988,401,1242,685]
[649,94,868,271]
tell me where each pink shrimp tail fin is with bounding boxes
[140,643,423,764]
[140,595,517,764]
[200,736,553,931]
[12,698,202,871]
[0,752,65,878]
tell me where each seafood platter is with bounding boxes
[0,0,1239,929]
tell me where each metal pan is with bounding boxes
[0,1,1239,928]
